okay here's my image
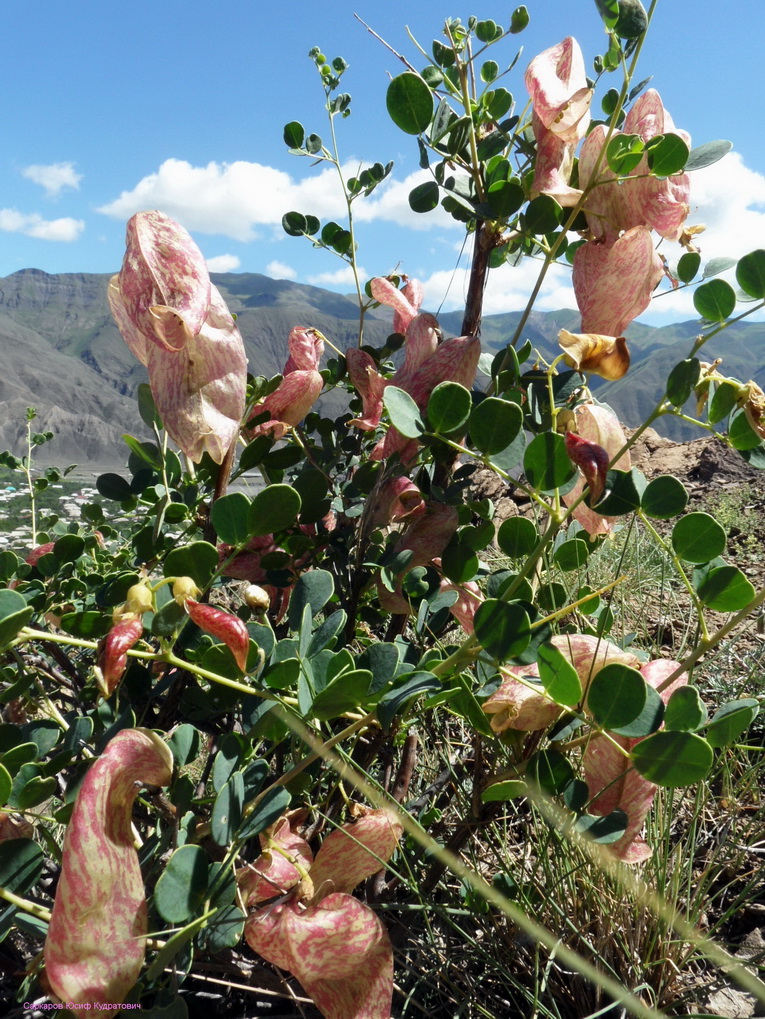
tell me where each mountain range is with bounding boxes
[0,268,762,465]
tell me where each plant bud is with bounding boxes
[244,584,270,613]
[565,431,610,504]
[185,598,250,673]
[125,583,154,616]
[173,576,200,604]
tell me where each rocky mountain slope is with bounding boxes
[0,268,762,464]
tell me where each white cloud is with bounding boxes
[97,158,459,240]
[206,254,240,272]
[22,162,82,197]
[307,265,368,287]
[0,209,84,242]
[266,260,297,280]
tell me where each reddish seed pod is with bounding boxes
[565,431,610,504]
[186,598,249,673]
[99,617,144,695]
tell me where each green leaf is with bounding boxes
[473,599,531,661]
[154,845,209,923]
[201,904,246,954]
[736,249,765,299]
[53,534,85,564]
[0,838,44,895]
[287,570,334,629]
[510,5,530,32]
[164,542,219,589]
[527,748,573,795]
[211,771,244,846]
[481,780,527,802]
[631,731,713,787]
[386,72,433,135]
[694,279,736,322]
[592,468,646,516]
[684,139,733,172]
[211,492,252,545]
[0,762,11,805]
[96,472,133,501]
[312,669,372,720]
[409,180,440,213]
[212,734,243,793]
[676,252,701,284]
[708,381,740,425]
[574,811,628,844]
[123,435,162,470]
[537,643,582,706]
[428,382,472,434]
[588,664,647,731]
[60,610,111,639]
[283,121,305,149]
[553,538,590,572]
[641,475,688,519]
[606,133,645,175]
[377,671,442,731]
[664,686,707,732]
[646,134,689,176]
[496,517,538,558]
[383,386,426,438]
[168,724,201,766]
[666,357,700,407]
[441,544,479,584]
[486,179,525,219]
[469,398,523,456]
[248,484,301,536]
[523,194,562,234]
[672,512,726,563]
[238,786,292,840]
[696,566,755,612]
[524,433,576,494]
[706,699,759,748]
[728,409,763,451]
[702,256,738,279]
[307,610,346,657]
[0,589,33,650]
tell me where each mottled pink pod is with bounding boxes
[117,211,211,353]
[579,95,690,244]
[565,432,610,505]
[372,335,480,462]
[370,276,418,334]
[525,37,592,144]
[308,810,404,895]
[185,598,249,673]
[249,369,324,440]
[145,284,247,463]
[378,503,460,613]
[219,534,279,583]
[283,327,325,373]
[483,662,562,732]
[25,541,56,567]
[368,476,425,530]
[584,659,688,863]
[109,213,248,465]
[573,227,664,338]
[563,404,630,535]
[0,812,34,841]
[529,113,583,206]
[281,893,394,1019]
[239,813,313,906]
[346,348,387,431]
[243,808,401,1018]
[438,576,483,635]
[395,313,441,385]
[98,616,144,695]
[45,729,173,1004]
[397,279,424,334]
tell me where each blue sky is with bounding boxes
[2,0,764,325]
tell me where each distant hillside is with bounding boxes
[0,268,762,463]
